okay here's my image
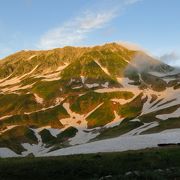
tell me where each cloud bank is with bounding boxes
[160,52,180,67]
[37,0,141,49]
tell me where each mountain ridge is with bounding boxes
[0,42,179,157]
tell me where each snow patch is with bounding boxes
[55,97,64,104]
[149,71,165,77]
[94,60,110,76]
[56,63,69,71]
[102,82,109,88]
[48,128,61,137]
[21,128,50,156]
[72,85,83,89]
[69,129,99,145]
[0,125,18,135]
[80,76,86,84]
[130,119,141,122]
[0,148,20,158]
[42,131,180,157]
[0,115,13,121]
[0,77,20,87]
[156,107,180,120]
[28,55,36,60]
[105,111,123,128]
[122,122,159,136]
[60,103,102,145]
[86,83,99,88]
[34,94,44,104]
[117,77,135,88]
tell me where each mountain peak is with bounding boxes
[0,42,179,157]
[0,42,173,80]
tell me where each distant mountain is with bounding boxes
[0,42,179,157]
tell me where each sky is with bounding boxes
[0,0,180,66]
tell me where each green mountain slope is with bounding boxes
[0,42,179,157]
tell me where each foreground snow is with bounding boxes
[42,131,180,157]
[1,129,180,158]
[0,148,20,158]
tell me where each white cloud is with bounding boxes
[125,0,142,5]
[117,41,144,51]
[160,52,180,67]
[37,0,141,49]
[37,10,116,49]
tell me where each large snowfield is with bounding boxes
[2,129,179,158]
[41,130,180,157]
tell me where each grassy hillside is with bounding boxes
[70,91,133,114]
[0,93,42,116]
[1,147,180,179]
[0,104,69,129]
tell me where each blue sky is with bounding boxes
[0,0,180,66]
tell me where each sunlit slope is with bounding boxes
[0,43,179,157]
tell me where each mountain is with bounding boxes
[0,42,179,157]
